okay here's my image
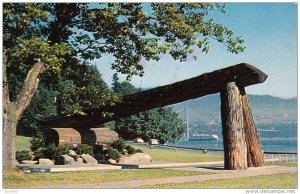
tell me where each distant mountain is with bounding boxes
[172,94,297,125]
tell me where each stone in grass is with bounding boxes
[69,150,77,156]
[119,153,152,164]
[81,154,98,165]
[38,159,54,165]
[58,155,76,165]
[108,159,117,164]
[21,160,38,165]
[76,158,84,165]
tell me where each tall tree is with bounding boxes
[3,3,244,169]
[114,107,186,144]
[112,73,138,96]
[111,74,185,143]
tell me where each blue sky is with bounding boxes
[95,3,297,99]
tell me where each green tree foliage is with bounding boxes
[111,74,186,143]
[115,108,186,144]
[17,62,113,133]
[112,73,138,95]
[4,3,71,75]
[18,86,58,135]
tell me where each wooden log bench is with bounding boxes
[45,128,81,146]
[80,128,118,145]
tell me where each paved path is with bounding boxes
[23,166,297,189]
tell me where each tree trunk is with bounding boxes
[220,82,247,170]
[240,87,265,167]
[3,5,77,169]
[2,51,45,170]
[3,102,18,170]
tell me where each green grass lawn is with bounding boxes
[3,169,209,188]
[139,173,298,189]
[266,162,297,167]
[16,135,32,151]
[130,144,224,163]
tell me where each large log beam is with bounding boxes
[39,63,267,127]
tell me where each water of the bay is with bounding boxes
[168,123,297,153]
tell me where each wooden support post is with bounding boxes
[221,82,247,170]
[239,87,265,167]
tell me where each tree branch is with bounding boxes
[15,62,46,121]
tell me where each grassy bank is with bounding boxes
[131,144,224,163]
[139,173,297,189]
[3,169,209,188]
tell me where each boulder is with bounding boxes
[69,150,77,156]
[76,158,84,164]
[108,159,117,164]
[58,155,76,165]
[81,154,98,165]
[118,153,152,164]
[38,159,54,165]
[21,160,38,165]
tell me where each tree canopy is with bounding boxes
[110,74,186,143]
[4,3,245,81]
[3,3,245,169]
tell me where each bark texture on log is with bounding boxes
[240,87,265,167]
[221,82,247,170]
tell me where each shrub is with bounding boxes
[33,147,46,160]
[110,138,126,152]
[106,147,121,161]
[94,152,105,161]
[135,149,143,153]
[53,145,70,160]
[75,144,93,156]
[93,144,104,155]
[44,144,57,160]
[125,145,136,154]
[30,131,45,152]
[43,144,70,161]
[16,150,32,162]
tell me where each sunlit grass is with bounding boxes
[266,161,297,167]
[139,173,297,189]
[3,169,210,188]
[130,144,224,163]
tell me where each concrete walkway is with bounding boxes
[24,166,297,189]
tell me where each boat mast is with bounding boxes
[186,108,189,140]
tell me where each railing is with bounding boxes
[264,152,297,163]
